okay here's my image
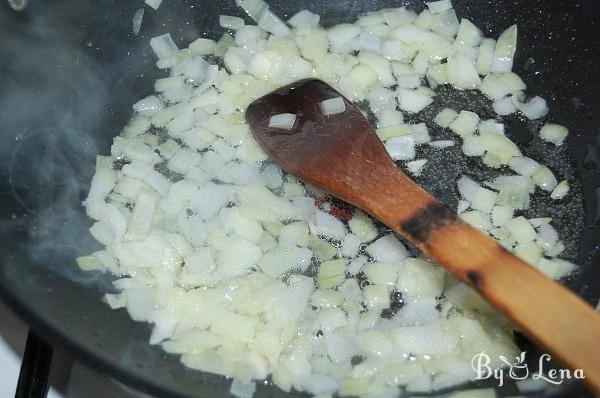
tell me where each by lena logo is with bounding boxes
[471,351,585,387]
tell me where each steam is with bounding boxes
[0,2,155,285]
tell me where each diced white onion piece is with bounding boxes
[397,89,434,113]
[476,38,496,75]
[461,136,484,157]
[407,159,428,176]
[505,216,536,244]
[410,123,431,144]
[385,135,415,160]
[429,140,455,148]
[536,222,559,253]
[551,180,569,200]
[341,234,361,258]
[460,210,492,231]
[536,258,577,279]
[515,241,542,265]
[358,52,394,86]
[455,19,482,47]
[348,64,378,90]
[446,56,481,89]
[145,0,163,10]
[431,9,459,37]
[498,72,526,92]
[150,33,179,59]
[288,10,320,29]
[366,235,409,263]
[509,156,540,177]
[230,380,257,398]
[220,15,245,30]
[449,110,479,137]
[471,187,498,213]
[189,38,216,55]
[478,119,504,135]
[452,200,468,215]
[531,165,557,192]
[327,23,361,51]
[348,211,378,242]
[317,259,346,289]
[490,25,517,73]
[491,206,513,226]
[319,97,345,116]
[457,175,480,202]
[480,74,511,100]
[309,209,347,240]
[426,0,452,14]
[493,96,517,115]
[383,8,417,28]
[132,8,144,36]
[539,123,568,146]
[513,96,548,120]
[434,108,458,128]
[258,9,290,37]
[377,108,404,128]
[268,113,296,130]
[236,0,268,21]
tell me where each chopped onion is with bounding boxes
[268,113,297,130]
[457,175,480,202]
[539,123,568,146]
[490,25,517,73]
[449,110,479,137]
[327,23,361,51]
[220,15,245,30]
[446,56,481,89]
[507,157,538,178]
[493,96,517,115]
[550,179,569,200]
[288,10,320,29]
[426,0,453,14]
[230,380,257,398]
[132,8,144,36]
[385,135,415,160]
[536,258,577,279]
[457,199,470,214]
[410,123,431,144]
[505,216,536,244]
[476,38,496,75]
[397,88,434,113]
[491,206,513,226]
[434,108,458,127]
[531,165,557,192]
[145,0,163,10]
[150,33,179,59]
[366,235,409,263]
[512,96,548,120]
[236,0,268,21]
[82,3,573,396]
[407,159,428,176]
[258,9,290,37]
[455,19,482,47]
[429,140,455,148]
[319,97,346,116]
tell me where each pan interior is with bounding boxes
[0,0,599,397]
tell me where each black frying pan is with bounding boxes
[0,0,599,397]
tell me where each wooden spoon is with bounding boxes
[246,78,600,393]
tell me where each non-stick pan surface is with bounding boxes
[0,0,599,397]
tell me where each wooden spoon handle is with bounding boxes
[373,170,600,392]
